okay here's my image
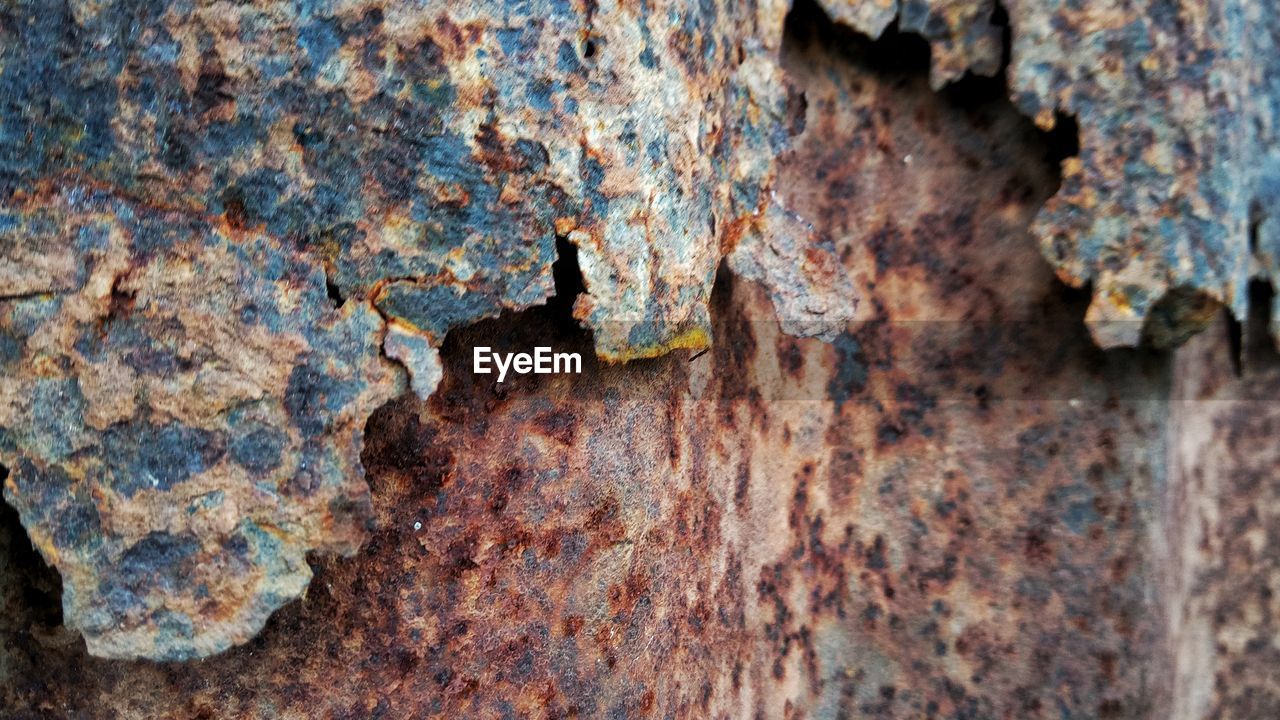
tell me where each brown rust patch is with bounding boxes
[0,3,1236,718]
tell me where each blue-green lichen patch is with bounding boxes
[0,187,401,660]
[820,0,1280,350]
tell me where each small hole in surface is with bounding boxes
[325,270,346,309]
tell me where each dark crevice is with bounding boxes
[1043,111,1080,167]
[377,234,594,416]
[547,235,587,335]
[324,270,346,309]
[581,0,600,63]
[1243,279,1280,372]
[1229,202,1260,375]
[783,2,932,80]
[432,262,598,412]
[106,273,137,322]
[1228,306,1245,377]
[221,192,249,232]
[938,0,1079,169]
[1248,199,1264,256]
[1236,202,1278,373]
[785,0,1079,182]
[990,1,1012,68]
[368,234,591,417]
[0,468,66,632]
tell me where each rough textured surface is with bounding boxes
[1165,309,1280,720]
[822,0,1280,349]
[0,0,819,362]
[0,185,401,660]
[3,0,1280,716]
[727,199,857,341]
[1,10,1206,717]
[0,0,851,659]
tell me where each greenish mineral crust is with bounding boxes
[820,0,1280,349]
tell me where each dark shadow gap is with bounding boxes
[325,271,346,309]
[1231,201,1277,375]
[106,274,137,321]
[1244,279,1280,372]
[427,234,598,418]
[547,235,587,332]
[785,0,1080,186]
[0,467,66,632]
[1228,305,1245,377]
[785,0,930,80]
[1042,111,1080,167]
[1248,199,1264,256]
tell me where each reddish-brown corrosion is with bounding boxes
[1165,309,1280,720]
[3,13,1227,718]
[821,0,1280,351]
[0,0,853,660]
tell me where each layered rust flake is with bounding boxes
[0,0,853,659]
[0,0,825,364]
[819,0,1280,349]
[1,11,1189,717]
[0,186,401,660]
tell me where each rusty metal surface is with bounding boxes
[0,0,859,660]
[0,185,402,660]
[1,10,1214,717]
[820,0,1280,350]
[1164,314,1280,720]
[2,0,1279,717]
[0,0,813,362]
